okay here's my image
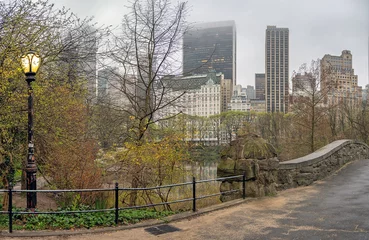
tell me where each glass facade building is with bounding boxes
[183,21,236,86]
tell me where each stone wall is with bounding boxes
[218,138,369,201]
[218,157,280,201]
[277,140,369,190]
[217,134,279,201]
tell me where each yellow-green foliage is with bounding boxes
[116,134,189,185]
[100,134,190,209]
[222,134,277,160]
[242,134,277,159]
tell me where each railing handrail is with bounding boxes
[0,173,255,233]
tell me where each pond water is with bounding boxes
[103,161,221,211]
[170,161,221,210]
[185,161,219,181]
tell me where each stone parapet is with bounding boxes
[218,137,369,201]
[277,140,369,189]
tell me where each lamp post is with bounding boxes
[21,50,41,210]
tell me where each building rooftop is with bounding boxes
[266,25,289,31]
[161,71,223,91]
[323,50,352,58]
[191,20,236,30]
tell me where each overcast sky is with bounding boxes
[50,0,369,88]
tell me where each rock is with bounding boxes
[258,158,279,171]
[220,181,231,192]
[245,181,258,197]
[264,183,277,196]
[277,170,293,187]
[220,181,240,193]
[217,158,236,175]
[220,193,241,202]
[217,133,280,200]
[300,167,314,173]
[220,181,241,202]
[296,173,313,186]
[234,159,255,178]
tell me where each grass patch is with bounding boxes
[0,207,174,231]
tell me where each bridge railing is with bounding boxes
[0,173,255,233]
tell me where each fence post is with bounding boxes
[192,177,196,212]
[242,171,246,199]
[8,184,13,233]
[115,182,119,225]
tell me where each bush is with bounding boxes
[0,207,174,230]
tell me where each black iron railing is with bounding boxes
[0,173,255,233]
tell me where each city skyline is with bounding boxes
[50,0,369,88]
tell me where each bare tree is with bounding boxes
[100,0,189,143]
[290,59,335,152]
[341,96,369,143]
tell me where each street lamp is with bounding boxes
[21,50,41,210]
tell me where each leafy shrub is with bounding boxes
[0,207,174,230]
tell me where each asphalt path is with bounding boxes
[4,159,369,240]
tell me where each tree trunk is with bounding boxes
[311,103,315,152]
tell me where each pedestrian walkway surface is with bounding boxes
[4,159,369,240]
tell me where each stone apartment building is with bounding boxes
[321,50,362,106]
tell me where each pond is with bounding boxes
[104,161,221,211]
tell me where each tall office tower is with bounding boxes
[255,73,265,100]
[265,26,289,113]
[321,50,361,105]
[246,85,255,100]
[183,21,237,86]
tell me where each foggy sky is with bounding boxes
[50,0,369,88]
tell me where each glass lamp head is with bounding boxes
[21,50,41,81]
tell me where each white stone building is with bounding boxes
[156,70,229,145]
[158,70,225,118]
[227,85,251,111]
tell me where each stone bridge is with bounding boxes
[278,139,369,189]
[218,138,369,200]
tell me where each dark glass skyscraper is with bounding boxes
[183,21,236,85]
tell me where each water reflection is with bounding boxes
[185,161,219,180]
[104,161,221,210]
[170,161,221,210]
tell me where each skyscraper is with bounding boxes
[183,21,236,85]
[246,85,255,100]
[255,73,265,100]
[265,26,289,113]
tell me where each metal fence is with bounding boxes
[0,173,255,233]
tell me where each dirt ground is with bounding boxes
[11,192,58,210]
[9,177,58,210]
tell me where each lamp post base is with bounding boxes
[26,162,37,210]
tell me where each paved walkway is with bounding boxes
[4,159,369,240]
